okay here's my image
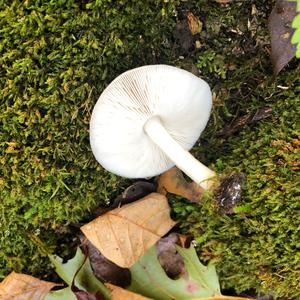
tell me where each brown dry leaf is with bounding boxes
[215,0,231,4]
[0,271,58,300]
[81,193,176,268]
[268,0,297,75]
[157,167,204,202]
[106,284,152,300]
[187,12,203,35]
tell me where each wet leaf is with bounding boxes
[106,284,152,300]
[173,20,193,52]
[157,233,187,279]
[81,193,176,268]
[157,167,204,202]
[218,107,273,138]
[0,271,58,300]
[268,0,297,75]
[129,244,221,299]
[110,181,157,209]
[215,173,246,214]
[82,238,131,287]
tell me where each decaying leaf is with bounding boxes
[157,233,187,279]
[218,107,273,138]
[93,181,157,217]
[268,0,297,75]
[82,238,131,287]
[112,181,156,207]
[129,244,221,299]
[106,284,152,300]
[157,167,204,202]
[215,173,246,214]
[72,285,105,300]
[81,193,176,268]
[0,271,58,300]
[47,247,110,300]
[187,12,203,35]
[173,19,193,52]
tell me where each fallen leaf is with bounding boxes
[187,12,203,35]
[215,0,231,4]
[268,0,297,75]
[81,193,176,268]
[45,286,76,300]
[72,285,105,300]
[82,238,131,287]
[119,181,157,204]
[292,13,300,57]
[157,233,186,279]
[93,181,157,217]
[218,107,273,138]
[173,20,193,52]
[106,284,152,300]
[129,244,221,299]
[48,247,110,300]
[157,167,204,202]
[215,173,246,214]
[0,272,58,300]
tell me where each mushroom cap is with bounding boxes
[90,65,212,178]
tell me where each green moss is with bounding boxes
[0,0,177,279]
[1,0,299,297]
[174,96,300,297]
[171,1,300,297]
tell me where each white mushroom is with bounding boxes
[90,65,215,189]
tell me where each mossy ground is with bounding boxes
[0,0,299,298]
[172,0,300,298]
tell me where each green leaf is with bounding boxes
[129,245,221,300]
[292,7,300,58]
[49,247,85,287]
[292,14,300,28]
[291,28,300,44]
[45,287,77,300]
[48,247,110,299]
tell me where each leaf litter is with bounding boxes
[81,193,176,268]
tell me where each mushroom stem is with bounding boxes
[144,116,216,190]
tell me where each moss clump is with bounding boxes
[171,0,300,297]
[174,95,300,298]
[0,0,177,279]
